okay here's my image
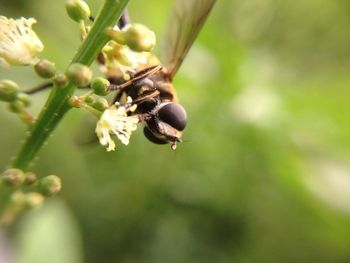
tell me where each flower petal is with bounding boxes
[95,99,139,151]
[0,16,43,66]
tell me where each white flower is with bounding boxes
[0,16,44,66]
[95,98,139,151]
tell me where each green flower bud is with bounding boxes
[34,59,57,79]
[93,97,109,111]
[122,24,156,52]
[108,28,125,45]
[10,191,44,209]
[8,100,24,113]
[1,168,25,186]
[66,63,92,87]
[24,192,44,209]
[10,191,26,206]
[0,80,19,102]
[66,0,91,22]
[39,175,62,196]
[17,93,31,107]
[53,73,68,88]
[91,77,110,96]
[24,172,37,185]
[83,95,95,104]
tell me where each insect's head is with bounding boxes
[143,102,187,149]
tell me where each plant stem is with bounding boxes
[12,0,130,170]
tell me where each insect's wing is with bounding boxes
[160,0,217,80]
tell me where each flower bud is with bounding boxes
[24,192,44,209]
[10,191,26,206]
[53,73,68,88]
[84,95,95,104]
[8,101,24,113]
[24,172,37,185]
[17,93,31,107]
[108,28,126,45]
[1,168,25,186]
[0,80,19,102]
[10,191,44,209]
[66,63,92,87]
[39,175,62,196]
[122,24,156,52]
[93,97,109,111]
[34,59,57,79]
[91,77,110,96]
[66,0,91,22]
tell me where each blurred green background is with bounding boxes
[1,0,350,262]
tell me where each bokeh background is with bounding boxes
[1,0,350,262]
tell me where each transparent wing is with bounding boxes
[160,0,217,80]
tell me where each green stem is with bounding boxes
[12,0,130,170]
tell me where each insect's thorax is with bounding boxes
[117,68,176,107]
[148,70,178,102]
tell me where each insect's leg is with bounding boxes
[109,64,162,91]
[108,73,156,93]
[108,79,134,92]
[131,89,160,105]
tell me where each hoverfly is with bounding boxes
[106,0,217,150]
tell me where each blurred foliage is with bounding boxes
[1,0,350,262]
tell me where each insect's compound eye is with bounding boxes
[143,127,168,144]
[158,103,187,131]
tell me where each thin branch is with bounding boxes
[24,82,53,95]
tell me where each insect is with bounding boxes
[107,0,217,150]
[25,0,217,149]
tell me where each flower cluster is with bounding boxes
[101,40,148,79]
[100,23,156,80]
